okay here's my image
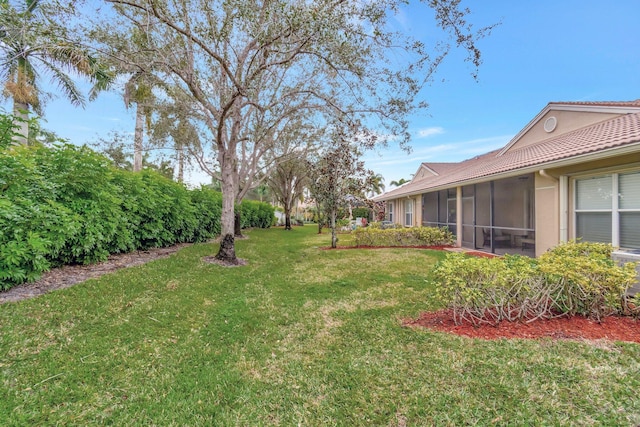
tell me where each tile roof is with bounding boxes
[376,110,640,200]
[422,162,459,175]
[550,100,640,108]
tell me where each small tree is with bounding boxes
[308,127,372,248]
[269,155,309,231]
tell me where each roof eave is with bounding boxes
[376,142,640,200]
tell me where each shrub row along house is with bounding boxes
[375,100,640,258]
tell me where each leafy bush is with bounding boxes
[368,221,402,229]
[538,241,637,320]
[239,199,275,229]
[353,226,454,247]
[351,207,370,219]
[190,188,222,241]
[433,241,637,325]
[0,143,266,290]
[33,144,125,264]
[433,253,541,325]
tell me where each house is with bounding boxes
[375,100,640,257]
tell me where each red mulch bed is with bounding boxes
[404,309,640,344]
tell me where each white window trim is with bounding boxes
[404,199,413,227]
[573,170,640,248]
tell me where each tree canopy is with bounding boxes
[88,0,494,262]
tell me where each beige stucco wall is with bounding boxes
[534,172,559,256]
[535,153,640,251]
[413,195,422,226]
[386,195,422,226]
[509,110,621,152]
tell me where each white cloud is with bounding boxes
[392,8,410,32]
[362,133,515,185]
[416,127,445,138]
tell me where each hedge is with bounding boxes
[238,199,276,229]
[0,143,272,290]
[352,226,454,247]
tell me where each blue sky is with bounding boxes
[21,0,640,188]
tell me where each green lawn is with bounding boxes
[1,226,639,426]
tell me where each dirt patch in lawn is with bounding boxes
[0,244,192,304]
[405,309,640,344]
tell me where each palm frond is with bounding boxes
[26,0,41,15]
[40,60,85,107]
[87,56,115,101]
[43,43,93,75]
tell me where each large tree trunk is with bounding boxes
[217,233,236,262]
[133,104,144,172]
[216,151,238,263]
[234,210,243,237]
[284,202,293,230]
[330,209,338,248]
[12,101,29,145]
[315,200,324,234]
[176,143,184,183]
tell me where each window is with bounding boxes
[387,202,393,222]
[405,199,413,226]
[619,172,640,248]
[575,171,640,248]
[575,175,612,244]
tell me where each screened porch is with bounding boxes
[422,174,536,256]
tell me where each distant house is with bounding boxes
[374,100,640,257]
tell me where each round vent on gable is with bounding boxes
[544,116,557,133]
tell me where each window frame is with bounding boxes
[404,199,413,227]
[573,170,640,249]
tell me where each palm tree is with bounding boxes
[124,71,156,171]
[389,178,409,187]
[367,173,386,197]
[0,0,112,144]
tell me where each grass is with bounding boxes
[1,225,640,426]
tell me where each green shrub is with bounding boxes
[239,199,275,229]
[0,144,230,290]
[538,241,637,320]
[36,144,125,264]
[368,221,402,229]
[352,207,370,219]
[433,253,540,325]
[190,188,222,241]
[433,241,637,325]
[353,226,454,247]
[0,141,277,290]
